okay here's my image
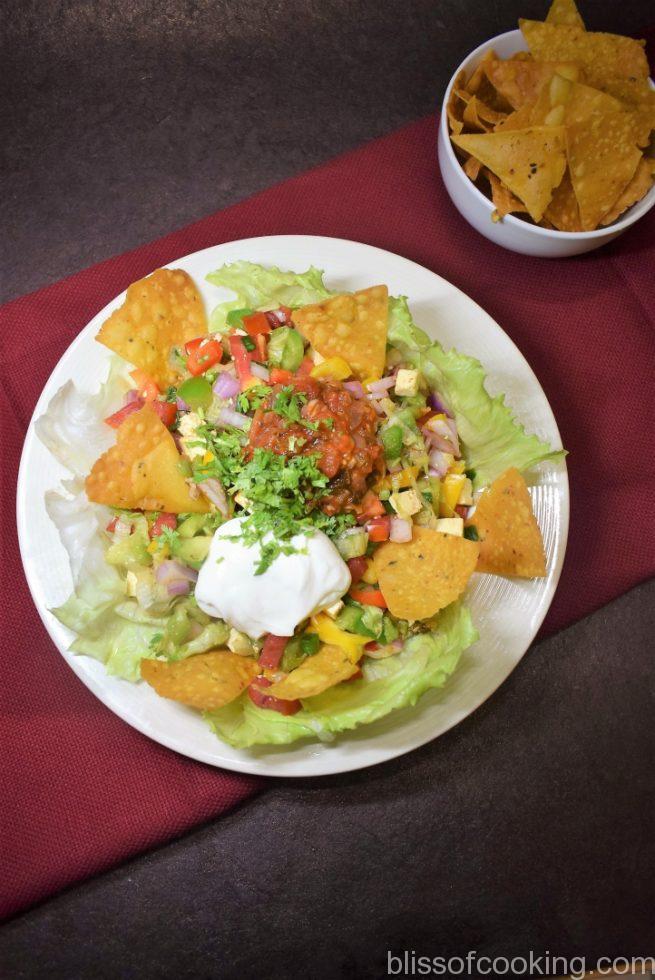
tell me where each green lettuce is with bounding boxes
[388,296,564,488]
[206,602,477,748]
[206,261,331,331]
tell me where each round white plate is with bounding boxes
[17,235,568,777]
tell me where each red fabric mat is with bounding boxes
[3,106,655,918]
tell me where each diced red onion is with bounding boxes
[155,560,198,596]
[176,396,190,412]
[250,362,270,382]
[124,389,140,404]
[343,380,364,398]
[428,449,451,478]
[444,417,460,456]
[114,517,133,540]
[423,416,457,454]
[217,406,250,429]
[367,397,386,415]
[390,517,413,543]
[199,477,229,517]
[392,639,403,651]
[428,391,453,418]
[425,432,455,454]
[367,376,396,395]
[213,371,240,400]
[264,308,291,327]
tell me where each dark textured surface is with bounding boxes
[2,580,654,978]
[3,0,655,974]
[1,0,653,301]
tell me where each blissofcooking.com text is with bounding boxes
[386,951,655,978]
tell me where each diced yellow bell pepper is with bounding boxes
[309,614,367,662]
[147,540,170,558]
[441,473,465,515]
[449,460,466,475]
[310,356,352,381]
[202,451,215,464]
[361,559,378,585]
[390,466,419,490]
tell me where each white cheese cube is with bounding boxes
[178,411,206,460]
[324,599,344,619]
[434,517,464,537]
[390,488,422,518]
[394,369,419,397]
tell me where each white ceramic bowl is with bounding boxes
[438,29,655,258]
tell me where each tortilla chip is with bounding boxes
[264,644,360,701]
[85,405,210,513]
[564,88,643,230]
[495,100,540,132]
[484,58,580,110]
[141,651,258,710]
[543,169,583,230]
[466,468,546,578]
[482,168,529,219]
[292,285,388,381]
[519,21,649,90]
[447,70,467,135]
[465,49,497,96]
[374,527,479,621]
[545,0,585,29]
[600,157,655,225]
[462,95,507,131]
[451,127,567,222]
[463,155,483,181]
[96,269,207,389]
[596,77,655,136]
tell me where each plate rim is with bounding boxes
[17,234,569,777]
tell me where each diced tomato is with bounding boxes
[343,668,363,683]
[349,587,388,609]
[255,333,268,363]
[242,312,271,336]
[104,397,144,428]
[150,513,177,538]
[229,335,255,386]
[248,676,301,715]
[264,306,293,328]
[365,515,391,542]
[295,357,314,377]
[364,641,380,652]
[106,517,118,533]
[347,556,369,586]
[184,336,205,356]
[455,504,469,519]
[269,367,294,385]
[356,491,385,523]
[130,369,159,402]
[187,338,223,376]
[258,634,289,670]
[151,400,177,428]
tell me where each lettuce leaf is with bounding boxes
[206,261,331,331]
[206,601,477,748]
[388,297,564,488]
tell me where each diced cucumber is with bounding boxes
[381,425,403,460]
[175,536,211,568]
[335,527,369,560]
[268,327,305,372]
[178,514,208,539]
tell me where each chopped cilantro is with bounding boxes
[241,335,256,352]
[237,384,272,413]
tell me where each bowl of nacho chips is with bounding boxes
[438,0,655,257]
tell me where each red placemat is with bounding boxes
[3,103,655,918]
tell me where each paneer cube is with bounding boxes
[394,369,419,397]
[434,517,464,537]
[390,488,422,518]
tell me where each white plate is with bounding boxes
[17,235,568,777]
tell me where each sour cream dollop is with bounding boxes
[195,517,351,638]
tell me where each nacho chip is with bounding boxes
[466,468,546,578]
[373,527,479,621]
[451,127,567,222]
[596,77,655,136]
[292,285,388,381]
[465,49,497,96]
[463,155,483,181]
[545,0,585,29]
[141,650,258,710]
[96,269,207,389]
[484,59,580,111]
[519,21,649,90]
[264,644,360,701]
[85,405,210,513]
[482,168,530,220]
[462,95,507,131]
[447,70,467,135]
[600,157,655,225]
[543,169,583,230]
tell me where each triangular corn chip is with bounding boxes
[264,645,360,701]
[141,651,258,709]
[484,58,580,110]
[545,0,585,30]
[451,127,567,222]
[86,405,209,513]
[482,168,530,220]
[292,285,388,381]
[466,468,546,578]
[600,157,655,226]
[544,169,583,230]
[519,21,649,89]
[374,527,479,621]
[96,269,207,388]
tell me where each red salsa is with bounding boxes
[247,378,383,514]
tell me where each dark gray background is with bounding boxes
[2,1,654,977]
